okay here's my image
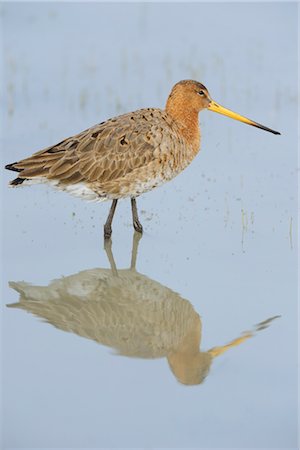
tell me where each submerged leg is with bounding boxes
[131,198,143,234]
[104,199,118,239]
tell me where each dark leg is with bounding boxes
[131,198,143,234]
[104,199,118,239]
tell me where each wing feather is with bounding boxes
[7,109,182,187]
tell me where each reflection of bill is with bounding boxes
[7,233,280,385]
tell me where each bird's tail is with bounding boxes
[5,162,28,186]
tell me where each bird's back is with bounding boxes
[6,108,197,201]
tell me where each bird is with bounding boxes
[5,80,280,238]
[7,232,280,385]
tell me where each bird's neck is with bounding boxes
[165,95,201,153]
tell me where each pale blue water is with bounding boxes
[1,3,298,449]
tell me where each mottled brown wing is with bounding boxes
[10,108,177,185]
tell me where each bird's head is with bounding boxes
[166,80,211,113]
[167,79,280,135]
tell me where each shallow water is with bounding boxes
[1,3,298,449]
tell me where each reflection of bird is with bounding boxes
[5,80,280,238]
[7,233,279,385]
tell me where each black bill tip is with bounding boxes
[253,123,281,135]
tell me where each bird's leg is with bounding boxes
[104,199,118,239]
[131,198,143,234]
[130,231,143,270]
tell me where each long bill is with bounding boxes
[208,101,280,135]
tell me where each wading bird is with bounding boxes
[5,80,280,238]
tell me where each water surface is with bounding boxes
[1,3,298,449]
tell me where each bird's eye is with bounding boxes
[198,90,205,96]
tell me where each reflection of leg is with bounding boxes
[104,200,118,239]
[130,231,143,270]
[104,238,118,276]
[131,198,143,234]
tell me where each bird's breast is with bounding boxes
[117,139,200,198]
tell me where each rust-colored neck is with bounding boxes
[165,93,201,152]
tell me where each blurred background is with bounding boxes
[1,2,298,449]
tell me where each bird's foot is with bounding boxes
[133,220,143,234]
